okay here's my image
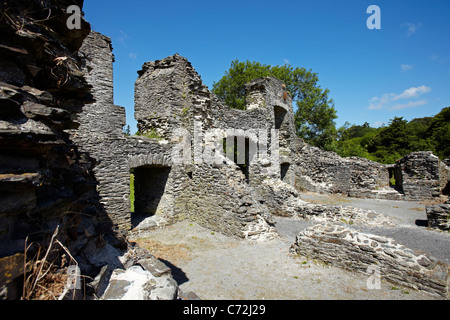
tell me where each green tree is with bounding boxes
[366,117,409,163]
[334,107,449,163]
[124,125,131,136]
[212,59,337,150]
[427,106,450,159]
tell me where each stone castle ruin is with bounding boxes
[0,1,448,300]
[75,31,449,237]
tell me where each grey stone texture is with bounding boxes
[294,144,450,202]
[0,1,177,300]
[290,223,449,298]
[426,200,450,231]
[73,30,450,247]
[397,151,446,200]
[1,0,449,300]
[72,31,450,241]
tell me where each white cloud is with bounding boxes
[283,58,290,65]
[368,93,394,110]
[118,30,131,46]
[391,85,431,101]
[368,85,431,110]
[400,64,413,72]
[401,22,422,36]
[431,54,448,63]
[391,99,428,110]
[129,53,138,60]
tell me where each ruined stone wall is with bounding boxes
[293,141,393,197]
[135,54,211,139]
[294,140,448,201]
[426,200,450,231]
[71,32,188,231]
[71,31,131,230]
[291,224,449,298]
[133,55,283,238]
[397,152,443,201]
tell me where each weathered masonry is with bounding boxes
[0,0,448,299]
[72,31,449,236]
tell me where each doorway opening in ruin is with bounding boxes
[388,167,404,193]
[281,163,291,182]
[130,164,171,227]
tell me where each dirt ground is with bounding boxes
[130,192,449,300]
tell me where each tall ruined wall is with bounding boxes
[135,54,211,139]
[72,32,186,231]
[0,0,130,300]
[134,55,282,239]
[71,31,131,230]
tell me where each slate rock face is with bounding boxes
[0,0,136,300]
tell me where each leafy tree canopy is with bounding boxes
[335,107,450,163]
[212,59,337,150]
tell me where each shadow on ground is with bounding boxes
[415,219,428,227]
[159,258,189,285]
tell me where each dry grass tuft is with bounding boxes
[22,225,80,300]
[409,207,425,212]
[135,238,192,263]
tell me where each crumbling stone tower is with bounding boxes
[132,53,301,238]
[74,44,299,238]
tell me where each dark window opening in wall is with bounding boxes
[281,163,290,182]
[388,167,404,193]
[222,137,252,183]
[274,106,287,130]
[131,164,171,227]
[443,181,450,196]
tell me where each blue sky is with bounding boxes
[83,0,450,134]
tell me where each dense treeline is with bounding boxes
[334,107,450,164]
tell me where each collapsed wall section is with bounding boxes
[293,141,394,198]
[291,224,449,298]
[294,141,448,201]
